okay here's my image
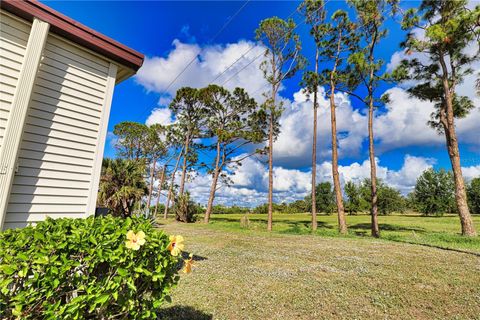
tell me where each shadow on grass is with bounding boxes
[158,305,212,320]
[384,238,480,257]
[181,251,207,261]
[349,223,426,233]
[176,252,208,272]
[210,217,334,230]
[279,221,335,235]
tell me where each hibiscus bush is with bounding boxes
[0,216,184,319]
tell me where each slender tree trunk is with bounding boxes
[179,136,190,196]
[267,111,274,231]
[368,95,379,238]
[311,50,319,231]
[438,54,476,236]
[329,87,347,234]
[443,128,475,235]
[205,142,222,223]
[267,54,278,232]
[164,149,183,219]
[154,165,167,218]
[123,199,130,217]
[135,141,141,161]
[328,33,347,234]
[146,158,157,214]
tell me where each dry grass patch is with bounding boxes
[158,222,480,320]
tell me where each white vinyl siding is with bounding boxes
[0,12,31,149]
[4,32,111,229]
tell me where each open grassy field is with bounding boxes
[202,213,480,254]
[157,214,480,319]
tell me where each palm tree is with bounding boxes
[97,158,148,217]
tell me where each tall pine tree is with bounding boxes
[393,0,479,236]
[256,17,305,231]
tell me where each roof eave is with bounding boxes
[1,0,144,72]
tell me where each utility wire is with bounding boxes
[139,0,250,120]
[211,4,301,85]
[219,1,330,87]
[162,0,251,94]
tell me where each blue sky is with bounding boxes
[42,1,479,205]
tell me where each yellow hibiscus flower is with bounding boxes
[182,253,194,274]
[125,230,146,250]
[167,235,185,256]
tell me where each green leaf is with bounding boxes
[94,293,110,305]
[153,300,162,308]
[0,278,13,295]
[34,231,45,241]
[89,235,98,245]
[12,305,22,317]
[117,268,128,277]
[0,264,16,275]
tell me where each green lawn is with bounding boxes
[157,215,480,319]
[202,212,480,254]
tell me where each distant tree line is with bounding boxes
[217,170,480,217]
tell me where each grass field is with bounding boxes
[202,213,480,254]
[157,213,480,319]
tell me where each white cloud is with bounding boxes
[463,165,480,181]
[146,107,175,126]
[136,40,201,93]
[270,84,479,164]
[261,83,478,167]
[135,39,268,101]
[272,88,368,167]
[379,36,480,152]
[376,87,480,152]
[157,96,172,107]
[136,35,478,166]
[384,155,436,193]
[229,156,267,190]
[318,155,434,194]
[374,87,443,151]
[184,154,438,207]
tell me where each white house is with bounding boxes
[0,0,144,229]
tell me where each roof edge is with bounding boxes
[1,0,144,71]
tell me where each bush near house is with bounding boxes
[0,216,181,319]
[173,193,200,223]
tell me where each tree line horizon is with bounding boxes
[97,0,480,237]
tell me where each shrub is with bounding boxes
[173,193,199,223]
[97,158,148,217]
[211,205,250,215]
[253,203,268,214]
[0,216,182,319]
[240,214,250,228]
[304,182,336,214]
[414,168,456,215]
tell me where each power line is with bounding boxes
[220,50,265,86]
[140,0,251,121]
[211,4,301,85]
[162,0,251,94]
[219,0,331,88]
